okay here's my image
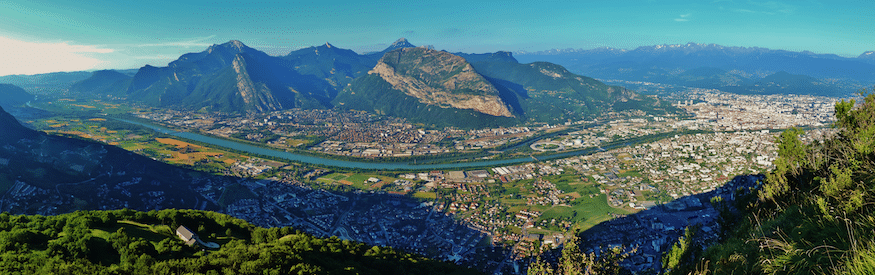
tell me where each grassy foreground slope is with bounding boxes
[0,209,479,275]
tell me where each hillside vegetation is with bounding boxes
[0,83,34,109]
[0,209,478,275]
[666,89,875,274]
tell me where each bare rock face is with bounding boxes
[368,47,513,117]
[231,55,282,112]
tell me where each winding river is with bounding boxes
[118,119,625,170]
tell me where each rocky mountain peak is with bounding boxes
[206,40,249,54]
[381,38,416,52]
[228,40,246,51]
[368,47,513,117]
[391,38,412,47]
[492,51,515,60]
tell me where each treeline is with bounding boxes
[664,89,875,274]
[527,233,630,275]
[0,209,480,275]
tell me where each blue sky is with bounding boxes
[0,0,872,76]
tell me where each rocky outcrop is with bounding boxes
[368,47,514,117]
[231,55,282,112]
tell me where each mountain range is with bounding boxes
[516,43,875,96]
[65,38,677,128]
[0,71,93,95]
[9,40,867,126]
[4,42,870,101]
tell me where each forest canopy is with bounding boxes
[0,209,479,275]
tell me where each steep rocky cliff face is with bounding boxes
[368,47,514,117]
[230,55,283,112]
[121,40,333,113]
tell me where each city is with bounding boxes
[4,88,843,273]
[1,3,870,273]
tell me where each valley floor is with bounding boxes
[3,88,843,274]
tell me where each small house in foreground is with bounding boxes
[176,225,199,246]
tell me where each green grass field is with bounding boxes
[526,228,558,236]
[502,179,536,196]
[498,175,612,230]
[538,194,629,231]
[118,221,174,237]
[508,226,523,235]
[316,178,334,184]
[346,174,378,183]
[89,220,174,244]
[413,192,437,200]
[618,169,644,178]
[90,228,114,240]
[324,173,348,180]
[339,174,400,189]
[550,173,601,197]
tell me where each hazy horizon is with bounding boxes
[1,0,872,76]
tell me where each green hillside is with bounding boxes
[69,70,133,96]
[721,71,846,97]
[283,43,376,94]
[0,105,38,141]
[665,90,875,274]
[467,53,680,122]
[0,209,479,275]
[0,83,34,109]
